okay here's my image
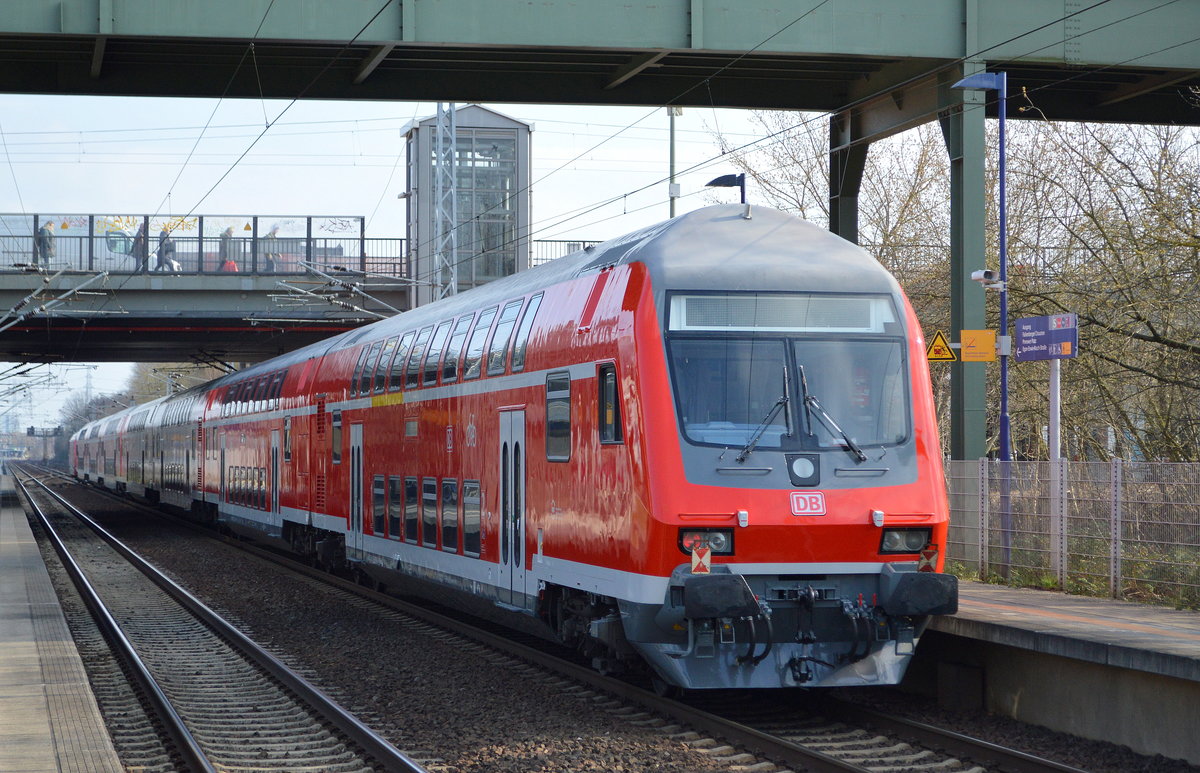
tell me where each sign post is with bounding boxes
[1015,313,1079,461]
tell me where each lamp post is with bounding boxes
[705,173,746,204]
[954,70,1012,575]
[952,70,1010,463]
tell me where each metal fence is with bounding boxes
[947,459,1200,608]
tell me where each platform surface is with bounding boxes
[931,580,1200,682]
[0,503,122,773]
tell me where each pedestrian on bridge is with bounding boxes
[218,226,236,271]
[262,225,281,272]
[34,222,54,268]
[132,222,149,272]
[155,229,178,272]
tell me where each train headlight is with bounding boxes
[880,527,931,554]
[679,529,734,556]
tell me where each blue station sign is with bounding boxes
[1015,313,1078,362]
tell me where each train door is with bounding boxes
[270,429,280,526]
[348,423,364,560]
[498,410,527,607]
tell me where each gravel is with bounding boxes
[48,480,1200,773]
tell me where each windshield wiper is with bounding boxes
[798,365,867,463]
[736,376,789,464]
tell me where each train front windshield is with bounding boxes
[667,292,910,454]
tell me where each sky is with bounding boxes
[0,93,783,427]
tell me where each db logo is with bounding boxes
[790,491,826,516]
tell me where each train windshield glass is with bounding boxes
[668,292,909,452]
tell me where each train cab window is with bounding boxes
[283,417,292,462]
[546,371,572,461]
[463,480,481,557]
[421,477,438,547]
[331,410,343,464]
[359,341,383,397]
[351,345,372,397]
[423,321,453,386]
[486,299,525,376]
[405,326,434,389]
[510,293,543,373]
[462,306,498,381]
[404,477,419,543]
[441,479,459,553]
[442,313,474,383]
[387,476,402,539]
[387,331,416,392]
[598,363,623,443]
[372,475,386,535]
[374,337,398,394]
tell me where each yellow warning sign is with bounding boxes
[926,330,957,362]
[961,329,996,362]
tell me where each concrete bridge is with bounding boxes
[0,213,587,363]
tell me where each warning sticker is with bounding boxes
[691,547,711,574]
[926,330,957,362]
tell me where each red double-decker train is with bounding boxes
[71,204,956,690]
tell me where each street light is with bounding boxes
[706,173,746,204]
[952,70,1010,463]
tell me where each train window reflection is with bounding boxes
[442,313,475,383]
[486,299,525,376]
[359,341,383,397]
[462,306,498,380]
[791,340,909,447]
[441,479,459,553]
[598,363,622,444]
[404,477,418,543]
[510,293,542,372]
[388,331,416,392]
[421,477,438,547]
[406,327,434,389]
[423,321,453,386]
[546,371,571,461]
[463,480,481,557]
[670,339,788,448]
[374,337,397,394]
[388,476,402,539]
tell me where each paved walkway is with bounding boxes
[0,503,121,773]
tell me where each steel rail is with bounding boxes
[19,467,427,773]
[13,471,215,773]
[42,465,1092,773]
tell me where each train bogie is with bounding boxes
[71,205,956,691]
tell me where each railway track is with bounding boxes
[28,466,1090,773]
[14,467,427,773]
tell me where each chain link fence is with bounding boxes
[946,459,1200,609]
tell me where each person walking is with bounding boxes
[34,222,55,268]
[262,225,281,272]
[218,226,235,271]
[155,229,178,272]
[132,222,149,272]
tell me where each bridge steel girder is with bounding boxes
[0,1,1199,122]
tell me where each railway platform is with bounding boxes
[919,580,1200,765]
[0,499,122,773]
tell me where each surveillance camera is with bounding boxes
[971,269,999,284]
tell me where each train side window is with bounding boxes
[598,363,623,444]
[404,477,418,543]
[359,340,383,397]
[372,475,386,535]
[331,410,343,464]
[441,479,459,553]
[546,371,572,462]
[442,313,474,383]
[405,326,434,389]
[486,299,525,376]
[351,345,372,397]
[421,477,438,548]
[283,416,292,462]
[423,321,453,386]
[387,476,402,539]
[510,293,543,373]
[387,331,416,392]
[374,337,398,394]
[462,306,498,380]
[463,480,481,557]
[253,375,270,413]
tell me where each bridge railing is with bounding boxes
[946,459,1200,609]
[1,230,592,276]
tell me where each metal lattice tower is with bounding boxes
[433,102,458,299]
